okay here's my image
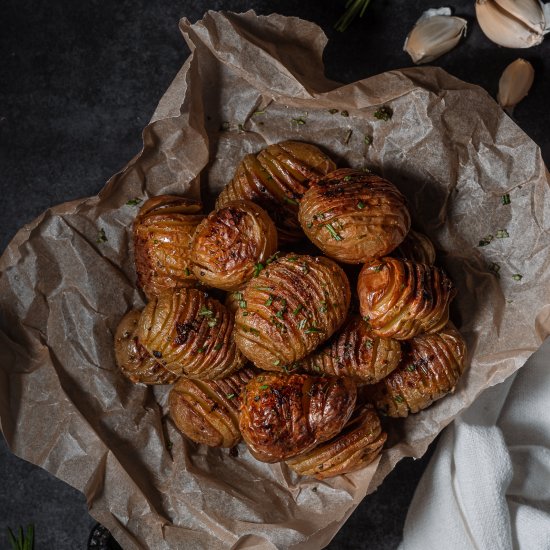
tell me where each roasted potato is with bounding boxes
[189,200,278,291]
[216,141,336,244]
[286,404,386,479]
[299,315,401,384]
[239,373,357,462]
[133,195,204,299]
[114,310,178,385]
[366,324,467,417]
[394,230,436,265]
[169,367,256,448]
[234,253,351,371]
[298,168,411,263]
[137,288,246,379]
[358,257,456,340]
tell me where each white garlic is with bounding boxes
[404,8,467,64]
[497,59,535,113]
[475,0,550,48]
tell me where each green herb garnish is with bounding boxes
[254,262,265,277]
[238,300,247,309]
[340,110,350,117]
[96,228,107,243]
[273,359,281,366]
[298,319,307,330]
[328,108,339,114]
[406,364,416,372]
[226,393,236,399]
[374,106,392,121]
[344,129,353,145]
[357,201,365,209]
[305,326,324,334]
[265,295,274,306]
[364,339,373,349]
[502,193,511,205]
[292,117,307,125]
[199,306,214,317]
[184,267,191,276]
[214,343,222,351]
[489,262,501,277]
[325,223,343,241]
[364,135,373,145]
[253,110,265,116]
[478,235,494,247]
[512,274,523,281]
[496,229,509,239]
[259,384,269,390]
[207,318,218,328]
[319,302,328,313]
[197,346,206,353]
[126,197,142,206]
[394,395,404,403]
[293,304,303,316]
[284,196,298,205]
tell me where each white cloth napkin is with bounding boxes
[399,338,550,550]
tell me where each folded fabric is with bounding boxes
[400,338,550,550]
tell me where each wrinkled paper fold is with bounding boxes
[1,10,550,550]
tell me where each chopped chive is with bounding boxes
[364,135,373,145]
[488,262,501,277]
[364,339,373,349]
[259,384,269,390]
[363,315,370,323]
[96,228,107,243]
[340,110,349,117]
[292,117,306,125]
[301,263,309,274]
[199,306,214,317]
[238,123,245,132]
[406,364,416,372]
[512,273,523,281]
[207,318,218,327]
[357,201,365,209]
[374,106,392,121]
[254,262,265,277]
[265,295,274,306]
[293,304,303,316]
[273,359,281,366]
[286,256,298,262]
[214,343,222,351]
[276,309,285,318]
[298,319,307,330]
[502,193,511,205]
[284,196,298,205]
[328,108,339,114]
[126,197,142,206]
[197,346,206,353]
[242,311,248,316]
[325,223,343,241]
[319,301,328,313]
[394,395,404,403]
[343,175,352,181]
[226,393,236,399]
[304,326,324,334]
[253,110,265,116]
[496,229,509,239]
[254,285,273,291]
[184,267,191,276]
[306,221,313,229]
[344,129,353,144]
[478,235,493,247]
[238,300,247,309]
[233,291,244,300]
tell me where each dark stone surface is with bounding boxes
[1,0,549,548]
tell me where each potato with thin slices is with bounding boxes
[394,229,436,265]
[133,195,204,299]
[189,200,278,291]
[366,324,467,417]
[137,288,246,379]
[234,254,350,371]
[299,315,401,384]
[169,367,256,447]
[114,310,178,385]
[299,168,410,263]
[358,257,455,340]
[216,141,336,244]
[239,372,357,462]
[286,404,386,479]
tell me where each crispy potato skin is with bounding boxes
[239,373,357,462]
[133,195,204,299]
[189,200,278,291]
[137,288,246,379]
[358,257,456,340]
[114,310,178,385]
[216,141,336,244]
[366,324,467,417]
[394,230,436,265]
[299,315,401,384]
[234,254,351,371]
[169,367,256,448]
[286,404,386,479]
[298,168,411,263]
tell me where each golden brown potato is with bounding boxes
[299,315,401,384]
[366,324,467,417]
[169,367,256,448]
[394,230,436,265]
[189,200,278,291]
[358,257,456,340]
[216,141,336,244]
[239,373,357,462]
[286,404,386,479]
[114,310,178,385]
[133,195,204,299]
[298,168,411,263]
[234,254,351,371]
[137,288,246,379]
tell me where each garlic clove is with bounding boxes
[476,0,546,49]
[404,8,467,65]
[497,58,535,113]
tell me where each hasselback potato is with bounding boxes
[298,168,411,263]
[286,404,386,479]
[137,288,246,379]
[133,195,204,299]
[358,257,456,340]
[216,141,336,244]
[366,324,467,417]
[189,200,278,291]
[299,315,401,384]
[234,254,351,371]
[114,310,178,385]
[169,367,256,448]
[394,230,436,265]
[239,373,357,462]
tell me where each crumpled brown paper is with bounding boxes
[1,10,550,550]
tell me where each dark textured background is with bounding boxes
[1,1,549,548]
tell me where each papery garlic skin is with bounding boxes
[476,0,549,49]
[404,7,467,64]
[498,59,535,112]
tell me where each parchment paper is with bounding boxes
[1,10,550,550]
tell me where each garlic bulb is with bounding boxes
[476,0,550,48]
[497,59,535,112]
[404,8,467,64]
